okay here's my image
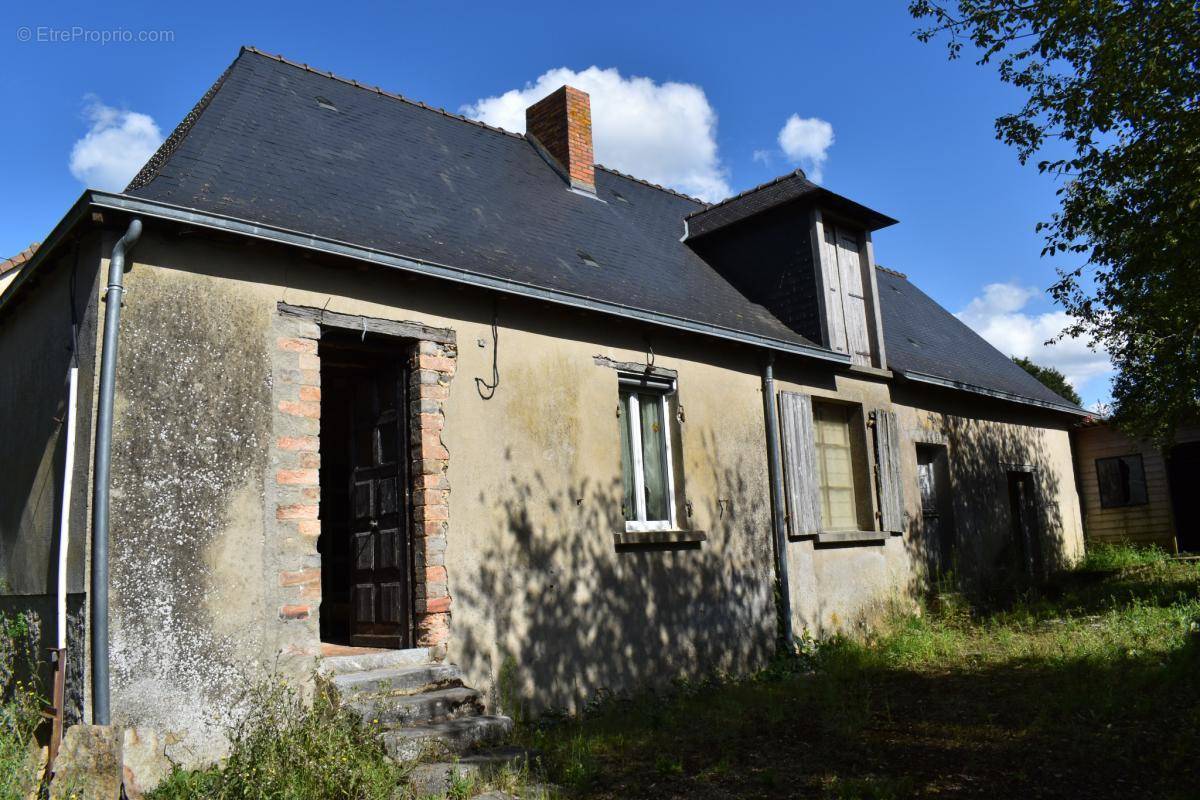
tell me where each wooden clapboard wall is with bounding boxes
[1072,423,1182,550]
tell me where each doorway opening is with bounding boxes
[1168,442,1200,553]
[916,444,955,576]
[318,334,413,649]
[1006,470,1042,578]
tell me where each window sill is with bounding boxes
[790,530,889,545]
[613,529,707,546]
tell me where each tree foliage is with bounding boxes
[1011,355,1083,406]
[909,0,1200,443]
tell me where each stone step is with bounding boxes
[406,747,532,796]
[353,686,484,727]
[331,663,462,697]
[318,646,434,676]
[382,715,514,762]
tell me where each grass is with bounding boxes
[512,557,1200,799]
[1076,541,1170,571]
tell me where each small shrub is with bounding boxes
[148,676,403,800]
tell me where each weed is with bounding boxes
[147,676,404,800]
[0,611,43,800]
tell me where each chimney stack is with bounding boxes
[525,86,595,194]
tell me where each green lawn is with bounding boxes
[516,548,1200,799]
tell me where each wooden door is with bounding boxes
[1007,471,1041,578]
[917,446,953,573]
[349,365,411,648]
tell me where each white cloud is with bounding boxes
[956,281,1113,393]
[777,115,834,182]
[752,149,772,166]
[69,96,163,191]
[462,67,731,202]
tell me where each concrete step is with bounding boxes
[405,746,532,796]
[318,646,434,676]
[382,715,514,761]
[353,686,484,727]
[331,663,462,697]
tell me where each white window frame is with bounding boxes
[620,375,679,533]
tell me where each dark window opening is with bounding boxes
[1096,454,1148,509]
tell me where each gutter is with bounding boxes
[895,369,1090,417]
[761,355,793,648]
[85,192,851,367]
[90,218,142,725]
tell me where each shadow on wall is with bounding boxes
[453,437,776,717]
[899,410,1068,603]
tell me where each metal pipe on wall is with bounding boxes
[761,353,794,648]
[90,218,142,725]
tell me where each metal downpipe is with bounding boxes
[90,218,142,725]
[762,354,794,648]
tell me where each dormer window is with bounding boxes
[811,212,887,370]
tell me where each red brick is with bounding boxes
[425,565,447,584]
[277,503,318,520]
[277,469,318,485]
[279,568,320,587]
[278,400,321,419]
[278,435,319,451]
[299,385,321,402]
[297,519,321,538]
[297,452,320,469]
[277,337,317,354]
[413,504,448,522]
[418,354,456,373]
[415,412,444,430]
[298,353,320,371]
[280,604,311,620]
[413,489,449,506]
[419,440,449,460]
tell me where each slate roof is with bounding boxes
[686,170,896,239]
[875,267,1080,409]
[127,48,813,351]
[125,46,1079,413]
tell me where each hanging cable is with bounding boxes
[475,303,499,399]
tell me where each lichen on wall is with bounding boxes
[107,264,271,765]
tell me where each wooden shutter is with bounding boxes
[833,228,872,367]
[779,391,822,536]
[873,409,905,533]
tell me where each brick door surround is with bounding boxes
[272,303,457,659]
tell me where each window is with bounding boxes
[812,403,861,531]
[1096,454,1148,508]
[618,376,678,531]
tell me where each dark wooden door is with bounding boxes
[349,365,411,648]
[1007,471,1041,577]
[917,447,948,573]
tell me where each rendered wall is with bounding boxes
[49,229,1083,761]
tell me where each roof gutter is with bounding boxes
[91,217,142,725]
[895,369,1089,417]
[84,192,850,366]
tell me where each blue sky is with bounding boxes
[1,0,1111,406]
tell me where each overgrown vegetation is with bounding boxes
[1077,541,1168,572]
[908,1,1200,444]
[0,610,42,800]
[1011,356,1082,407]
[149,678,405,800]
[515,557,1200,798]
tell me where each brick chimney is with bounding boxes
[525,86,595,194]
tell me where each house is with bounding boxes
[0,48,1087,765]
[1072,419,1200,553]
[0,244,37,298]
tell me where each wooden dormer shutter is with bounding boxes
[779,391,821,537]
[872,409,905,533]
